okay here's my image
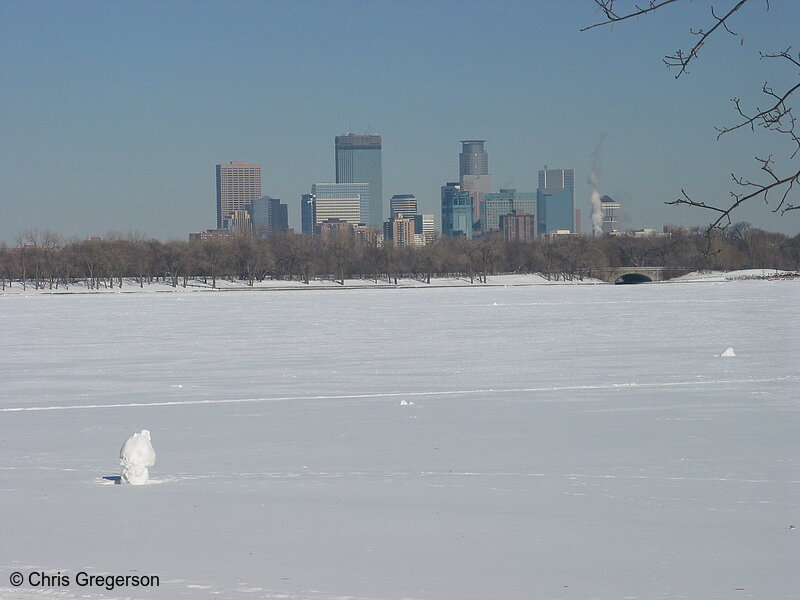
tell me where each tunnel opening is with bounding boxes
[615,273,653,285]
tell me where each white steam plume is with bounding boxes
[590,177,603,236]
[588,134,607,236]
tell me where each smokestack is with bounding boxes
[588,134,607,236]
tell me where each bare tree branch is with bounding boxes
[583,1,756,76]
[712,48,800,162]
[763,47,800,69]
[580,0,681,32]
[663,0,750,77]
[717,84,800,142]
[584,1,797,237]
[667,160,800,232]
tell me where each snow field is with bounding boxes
[0,279,798,600]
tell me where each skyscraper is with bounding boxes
[301,183,366,235]
[248,196,288,237]
[600,195,620,234]
[335,133,383,228]
[216,162,262,229]
[480,189,536,232]
[537,167,575,234]
[459,140,491,228]
[441,182,473,239]
[383,215,416,247]
[272,199,289,234]
[414,214,436,245]
[300,194,316,236]
[390,194,417,219]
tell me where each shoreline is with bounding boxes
[0,269,797,296]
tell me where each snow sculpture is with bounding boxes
[119,429,156,485]
[720,347,736,357]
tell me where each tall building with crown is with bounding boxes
[459,140,491,229]
[335,133,383,228]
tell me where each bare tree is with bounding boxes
[415,242,441,284]
[234,234,259,286]
[1,229,794,290]
[270,232,314,283]
[74,239,106,289]
[782,233,800,270]
[102,234,130,289]
[360,240,384,284]
[380,243,399,285]
[160,241,187,288]
[14,230,63,290]
[297,235,317,285]
[128,235,154,288]
[324,229,360,285]
[450,238,479,283]
[584,0,799,231]
[192,238,229,288]
[0,243,10,290]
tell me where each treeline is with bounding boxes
[1,224,798,290]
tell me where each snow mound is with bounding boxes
[720,347,736,357]
[120,429,156,485]
[671,269,797,282]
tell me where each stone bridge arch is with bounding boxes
[615,272,653,284]
[583,267,691,284]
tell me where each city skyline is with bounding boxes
[1,2,798,242]
[211,140,581,240]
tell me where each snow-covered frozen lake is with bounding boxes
[1,280,798,600]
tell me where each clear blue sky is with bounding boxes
[1,0,798,242]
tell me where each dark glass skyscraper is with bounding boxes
[300,194,316,236]
[335,133,383,228]
[441,182,473,239]
[248,196,288,236]
[537,167,575,234]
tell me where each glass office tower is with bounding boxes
[441,182,473,239]
[537,167,575,234]
[481,189,536,232]
[248,196,288,236]
[335,134,383,228]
